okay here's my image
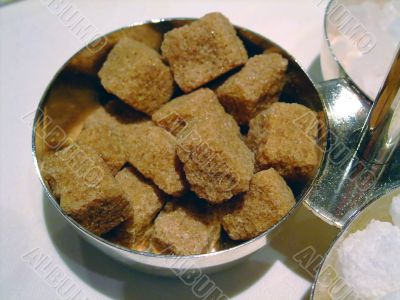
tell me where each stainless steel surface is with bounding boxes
[357,47,400,165]
[309,3,400,227]
[311,3,400,296]
[32,17,400,275]
[303,79,374,227]
[304,66,400,227]
[311,186,400,299]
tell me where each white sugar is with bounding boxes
[338,220,400,298]
[390,195,400,228]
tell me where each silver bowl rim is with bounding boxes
[310,183,400,299]
[323,0,374,102]
[32,17,330,262]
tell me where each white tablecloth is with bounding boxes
[0,1,339,299]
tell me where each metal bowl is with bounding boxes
[320,0,400,101]
[311,185,400,299]
[31,18,398,276]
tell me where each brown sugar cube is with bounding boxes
[110,167,165,249]
[68,24,163,76]
[221,169,295,240]
[247,102,319,181]
[125,121,186,197]
[152,88,239,136]
[217,53,288,124]
[84,100,148,129]
[76,101,146,175]
[76,123,125,175]
[82,105,115,128]
[99,38,174,115]
[176,116,254,203]
[76,121,126,175]
[151,200,220,255]
[41,144,130,235]
[161,12,248,92]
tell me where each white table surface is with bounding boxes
[0,1,340,299]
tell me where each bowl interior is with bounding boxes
[323,0,399,101]
[312,186,400,299]
[33,19,327,259]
